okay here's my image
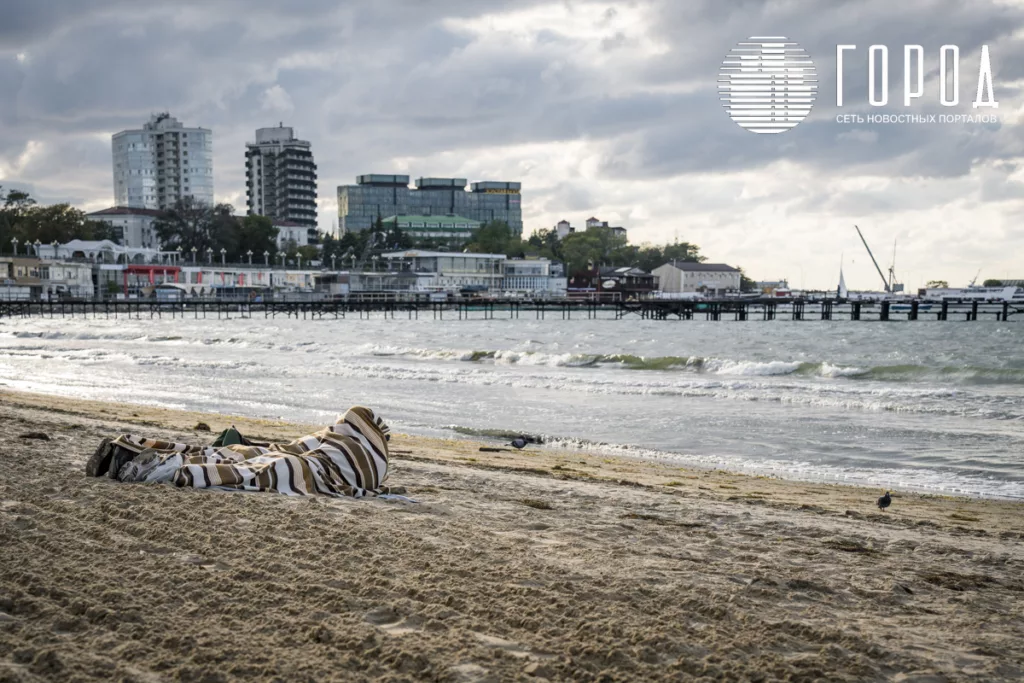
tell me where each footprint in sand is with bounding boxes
[449,662,498,683]
[178,554,229,571]
[471,632,534,659]
[364,607,425,636]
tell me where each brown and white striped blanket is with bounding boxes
[113,406,393,498]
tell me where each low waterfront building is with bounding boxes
[379,249,505,292]
[756,280,789,295]
[0,257,95,299]
[567,265,658,300]
[87,207,164,249]
[38,240,179,265]
[653,261,740,295]
[502,258,567,297]
[382,214,481,244]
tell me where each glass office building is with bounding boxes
[337,175,522,236]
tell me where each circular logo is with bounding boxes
[719,36,817,134]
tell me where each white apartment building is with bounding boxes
[87,207,163,249]
[112,113,213,210]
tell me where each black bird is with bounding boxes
[877,491,892,511]
[510,437,528,450]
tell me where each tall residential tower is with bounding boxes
[111,113,213,210]
[245,125,318,239]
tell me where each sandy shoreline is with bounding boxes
[1,388,1023,681]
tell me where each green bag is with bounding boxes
[211,425,251,448]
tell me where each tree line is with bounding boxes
[3,189,753,285]
[0,186,119,252]
[0,189,313,264]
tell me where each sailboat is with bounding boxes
[836,258,848,300]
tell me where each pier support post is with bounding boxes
[909,300,919,321]
[971,300,979,321]
[880,301,890,321]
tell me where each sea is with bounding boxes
[2,315,1023,499]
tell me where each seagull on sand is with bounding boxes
[877,491,892,511]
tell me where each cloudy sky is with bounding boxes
[1,0,1023,289]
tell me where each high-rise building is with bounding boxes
[245,125,318,240]
[337,175,522,236]
[111,113,213,210]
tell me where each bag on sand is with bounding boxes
[211,425,252,448]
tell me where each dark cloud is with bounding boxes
[0,0,1022,287]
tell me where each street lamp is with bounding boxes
[10,238,18,256]
[263,250,269,266]
[351,255,356,271]
[331,255,336,271]
[246,249,253,265]
[206,247,213,264]
[51,241,58,260]
[297,255,303,269]
[34,239,41,256]
[280,252,286,268]
[191,246,197,264]
[371,255,378,272]
[220,247,226,265]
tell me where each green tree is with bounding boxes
[465,220,521,254]
[235,215,279,260]
[297,245,321,264]
[926,279,949,289]
[154,197,236,256]
[13,203,91,244]
[983,279,1004,287]
[736,268,757,292]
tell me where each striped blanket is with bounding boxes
[113,406,393,498]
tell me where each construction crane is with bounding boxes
[854,225,891,294]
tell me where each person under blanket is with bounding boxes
[85,406,395,498]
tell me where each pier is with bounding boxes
[1,297,1021,322]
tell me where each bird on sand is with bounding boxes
[510,437,528,450]
[877,491,892,511]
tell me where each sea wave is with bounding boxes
[358,345,1024,385]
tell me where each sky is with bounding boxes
[1,0,1023,290]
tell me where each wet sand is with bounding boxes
[1,388,1023,682]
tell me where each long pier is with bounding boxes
[1,298,1021,322]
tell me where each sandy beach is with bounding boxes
[1,388,1023,682]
